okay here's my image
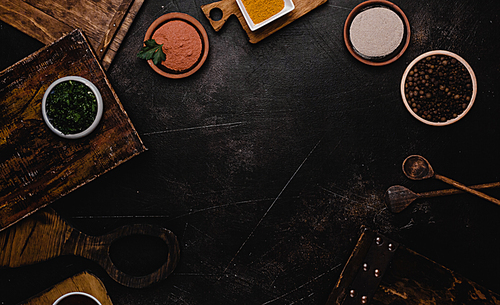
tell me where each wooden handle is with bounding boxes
[201,0,240,31]
[418,181,500,199]
[0,208,180,288]
[435,174,500,206]
[82,224,180,288]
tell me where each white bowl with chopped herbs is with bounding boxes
[42,76,103,139]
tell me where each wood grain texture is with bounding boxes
[0,0,144,70]
[327,229,500,304]
[201,0,328,43]
[0,0,73,44]
[0,29,146,232]
[0,208,180,288]
[372,248,500,304]
[101,0,145,70]
[19,271,114,305]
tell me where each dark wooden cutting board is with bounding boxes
[0,29,146,232]
[327,228,500,304]
[0,0,144,70]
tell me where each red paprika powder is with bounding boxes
[152,20,203,72]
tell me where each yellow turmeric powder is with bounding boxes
[241,0,285,24]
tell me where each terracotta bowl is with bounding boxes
[344,0,411,66]
[400,50,477,126]
[144,12,209,79]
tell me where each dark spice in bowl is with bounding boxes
[404,55,473,123]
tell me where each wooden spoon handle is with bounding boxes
[435,174,500,206]
[418,181,500,198]
[82,224,180,288]
[201,0,240,31]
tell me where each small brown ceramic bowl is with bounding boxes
[344,0,410,66]
[401,50,477,126]
[144,12,209,79]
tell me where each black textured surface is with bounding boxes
[1,0,500,304]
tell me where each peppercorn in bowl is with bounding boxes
[401,50,477,126]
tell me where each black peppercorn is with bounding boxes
[404,55,473,123]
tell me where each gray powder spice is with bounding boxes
[349,7,404,58]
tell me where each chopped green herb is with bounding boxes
[137,39,166,65]
[46,80,97,135]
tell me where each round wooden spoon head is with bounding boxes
[402,155,435,180]
[385,185,419,213]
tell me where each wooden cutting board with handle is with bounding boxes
[201,0,328,43]
[19,271,114,305]
[0,208,180,289]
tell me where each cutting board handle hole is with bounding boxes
[109,234,169,276]
[209,8,223,21]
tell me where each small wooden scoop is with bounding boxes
[0,208,179,288]
[385,182,500,213]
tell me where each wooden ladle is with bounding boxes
[402,155,500,206]
[0,208,179,288]
[385,182,500,213]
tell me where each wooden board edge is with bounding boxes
[0,0,72,45]
[102,0,145,70]
[19,271,114,305]
[325,227,373,305]
[95,0,135,61]
[0,27,76,80]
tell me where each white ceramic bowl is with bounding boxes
[42,76,103,139]
[401,50,477,126]
[236,0,295,31]
[52,292,101,305]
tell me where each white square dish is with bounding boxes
[236,0,295,31]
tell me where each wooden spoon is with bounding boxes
[402,155,500,206]
[385,182,500,213]
[0,208,179,288]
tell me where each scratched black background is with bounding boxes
[1,0,500,304]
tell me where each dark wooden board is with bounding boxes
[201,0,327,43]
[0,29,146,232]
[327,228,500,304]
[0,0,144,70]
[19,271,114,305]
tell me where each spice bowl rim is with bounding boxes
[52,291,102,305]
[144,12,209,79]
[400,50,477,126]
[42,76,104,139]
[344,0,411,66]
[235,0,295,31]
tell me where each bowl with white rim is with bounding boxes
[42,76,103,139]
[401,50,477,126]
[52,292,102,305]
